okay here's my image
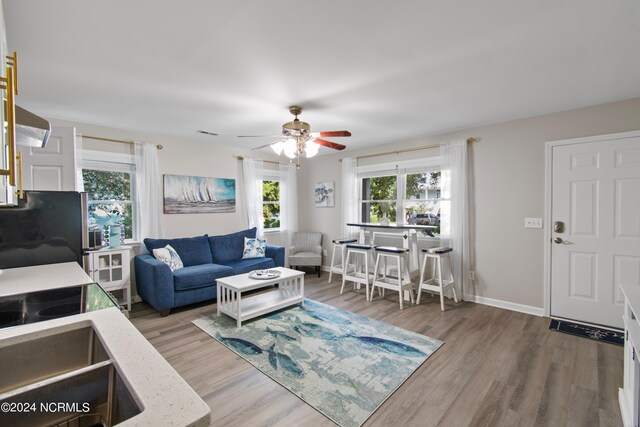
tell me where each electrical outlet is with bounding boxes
[524,217,543,229]
[323,250,327,256]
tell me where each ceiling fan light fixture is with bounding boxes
[305,140,319,158]
[270,140,285,155]
[283,138,297,159]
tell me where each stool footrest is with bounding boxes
[420,278,454,286]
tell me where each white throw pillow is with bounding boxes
[242,237,267,259]
[152,244,184,271]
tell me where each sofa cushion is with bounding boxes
[209,227,257,263]
[144,235,211,267]
[222,257,275,275]
[172,264,233,291]
[289,251,322,266]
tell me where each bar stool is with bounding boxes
[341,243,376,300]
[370,246,414,310]
[417,247,458,311]
[328,238,358,284]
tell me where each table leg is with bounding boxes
[236,289,242,327]
[217,283,221,316]
[300,277,305,306]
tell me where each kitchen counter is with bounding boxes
[0,262,211,426]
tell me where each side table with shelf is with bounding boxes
[87,246,132,311]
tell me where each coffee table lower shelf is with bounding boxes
[216,267,305,327]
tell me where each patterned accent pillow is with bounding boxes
[242,237,267,259]
[152,244,184,271]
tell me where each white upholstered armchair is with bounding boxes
[289,232,323,277]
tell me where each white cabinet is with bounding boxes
[87,247,132,311]
[620,284,640,427]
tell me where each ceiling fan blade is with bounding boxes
[237,135,281,138]
[310,130,351,138]
[314,138,346,151]
[251,141,280,150]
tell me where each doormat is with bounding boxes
[549,319,624,346]
[193,299,443,427]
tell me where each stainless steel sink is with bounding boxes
[0,323,109,394]
[0,323,141,426]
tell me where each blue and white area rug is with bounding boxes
[193,299,443,427]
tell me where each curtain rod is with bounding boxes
[236,156,287,166]
[339,137,476,162]
[78,134,163,150]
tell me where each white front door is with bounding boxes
[550,131,640,328]
[18,126,77,191]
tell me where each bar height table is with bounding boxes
[346,222,438,274]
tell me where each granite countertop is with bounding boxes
[0,262,211,427]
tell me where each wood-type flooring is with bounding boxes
[130,272,623,427]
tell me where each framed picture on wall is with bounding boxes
[163,174,236,214]
[315,181,335,207]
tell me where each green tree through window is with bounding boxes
[263,180,280,229]
[83,169,134,239]
[360,169,442,235]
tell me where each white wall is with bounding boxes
[48,118,282,241]
[298,97,640,310]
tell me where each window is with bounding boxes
[262,180,280,229]
[82,151,136,240]
[361,175,397,223]
[359,162,442,235]
[404,171,441,235]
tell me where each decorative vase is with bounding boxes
[380,212,390,226]
[108,225,123,248]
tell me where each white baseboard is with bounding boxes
[319,267,545,317]
[463,293,545,317]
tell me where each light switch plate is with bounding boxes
[525,217,543,229]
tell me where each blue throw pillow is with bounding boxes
[208,227,257,263]
[242,237,266,259]
[144,235,211,267]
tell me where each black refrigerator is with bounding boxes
[0,191,88,269]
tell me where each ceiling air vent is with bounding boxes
[196,130,219,136]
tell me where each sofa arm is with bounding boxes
[266,245,285,267]
[134,254,175,311]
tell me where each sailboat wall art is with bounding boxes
[163,174,236,214]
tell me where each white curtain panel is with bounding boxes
[341,157,359,239]
[279,162,298,266]
[75,134,84,191]
[134,141,164,240]
[440,139,471,299]
[242,157,264,238]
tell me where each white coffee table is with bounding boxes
[216,267,305,327]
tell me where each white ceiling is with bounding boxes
[3,1,640,153]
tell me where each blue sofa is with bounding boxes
[134,227,284,316]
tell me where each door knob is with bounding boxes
[554,237,563,244]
